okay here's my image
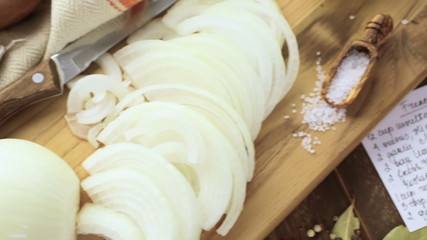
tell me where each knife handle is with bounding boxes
[0,59,62,124]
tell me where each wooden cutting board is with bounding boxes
[1,0,427,239]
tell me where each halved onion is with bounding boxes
[0,139,79,240]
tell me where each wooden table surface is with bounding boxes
[1,0,427,239]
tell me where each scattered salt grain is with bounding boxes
[284,115,290,119]
[293,131,317,154]
[326,50,370,104]
[316,51,322,56]
[349,15,356,20]
[401,19,409,25]
[291,56,348,153]
[301,58,347,132]
[292,109,297,114]
[313,136,321,145]
[291,103,296,107]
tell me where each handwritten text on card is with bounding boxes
[362,85,427,232]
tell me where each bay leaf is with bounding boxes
[383,225,427,240]
[332,203,360,240]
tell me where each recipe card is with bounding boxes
[362,84,427,232]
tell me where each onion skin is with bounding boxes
[0,0,43,29]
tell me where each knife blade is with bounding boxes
[0,0,177,124]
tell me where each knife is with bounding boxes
[0,0,177,124]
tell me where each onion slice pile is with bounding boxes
[82,167,179,240]
[96,103,235,230]
[106,84,255,180]
[77,203,145,240]
[81,143,201,239]
[67,0,300,238]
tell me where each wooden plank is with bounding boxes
[0,0,426,239]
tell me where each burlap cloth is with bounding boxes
[0,0,142,89]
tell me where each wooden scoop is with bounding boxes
[321,13,393,108]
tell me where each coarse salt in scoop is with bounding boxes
[322,13,393,108]
[326,50,370,105]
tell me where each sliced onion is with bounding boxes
[77,203,145,240]
[190,0,289,45]
[104,84,255,180]
[81,168,178,240]
[96,102,234,230]
[95,53,122,82]
[66,0,301,237]
[66,74,130,139]
[87,123,107,148]
[177,13,282,115]
[98,104,205,165]
[170,33,264,136]
[163,0,299,116]
[64,113,94,139]
[127,18,180,43]
[151,142,200,187]
[113,40,235,106]
[67,74,129,114]
[76,93,116,125]
[82,143,202,239]
[174,13,273,108]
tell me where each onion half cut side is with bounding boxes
[0,139,80,240]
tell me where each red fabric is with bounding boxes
[118,0,142,9]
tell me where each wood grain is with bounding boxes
[0,0,426,240]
